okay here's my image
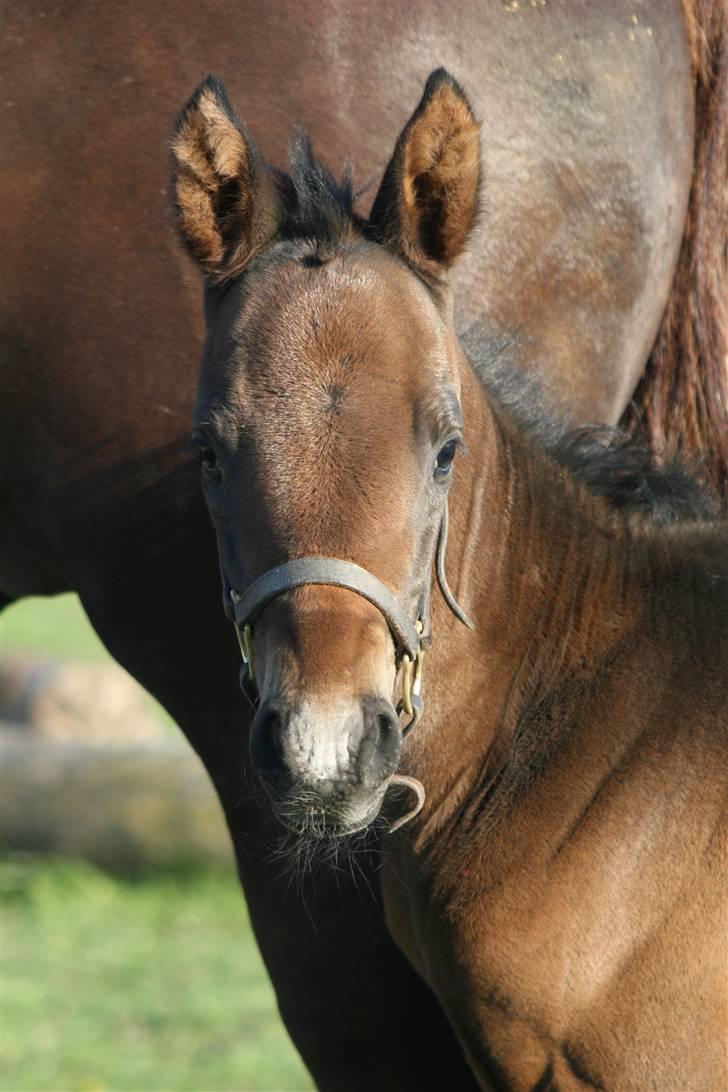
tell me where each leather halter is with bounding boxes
[229,558,424,658]
[223,504,473,734]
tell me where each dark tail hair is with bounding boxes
[622,0,727,500]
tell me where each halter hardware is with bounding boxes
[224,507,473,737]
[399,619,425,734]
[230,604,255,683]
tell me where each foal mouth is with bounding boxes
[273,794,384,840]
[271,773,426,840]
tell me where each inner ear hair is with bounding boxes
[172,76,279,280]
[368,68,481,274]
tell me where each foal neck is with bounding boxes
[409,356,643,834]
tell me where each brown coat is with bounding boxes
[170,52,727,1089]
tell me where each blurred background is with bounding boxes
[1,595,313,1092]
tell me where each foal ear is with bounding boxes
[171,76,279,280]
[368,69,481,275]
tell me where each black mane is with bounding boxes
[273,134,360,247]
[462,327,718,524]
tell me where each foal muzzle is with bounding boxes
[226,556,429,734]
[222,504,473,738]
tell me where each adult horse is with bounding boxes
[172,66,727,1090]
[1,1,726,1088]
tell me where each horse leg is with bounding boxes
[219,781,482,1092]
[78,563,480,1092]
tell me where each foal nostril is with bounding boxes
[359,697,401,785]
[250,702,291,791]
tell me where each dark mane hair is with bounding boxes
[273,134,360,248]
[461,327,718,524]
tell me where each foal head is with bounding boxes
[172,71,480,835]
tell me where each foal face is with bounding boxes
[172,67,480,834]
[195,242,463,833]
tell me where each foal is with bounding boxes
[173,72,727,1090]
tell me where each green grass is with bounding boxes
[1,597,314,1090]
[0,594,110,662]
[1,856,314,1092]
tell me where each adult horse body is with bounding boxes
[2,1,726,1088]
[171,63,727,1092]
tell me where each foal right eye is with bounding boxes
[435,439,458,478]
[199,447,219,474]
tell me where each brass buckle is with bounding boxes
[239,623,255,682]
[230,591,255,683]
[399,620,425,721]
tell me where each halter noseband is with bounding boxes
[223,505,473,735]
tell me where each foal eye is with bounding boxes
[199,446,219,475]
[435,439,458,478]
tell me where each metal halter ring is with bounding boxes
[398,620,425,735]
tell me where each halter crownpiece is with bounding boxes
[223,505,472,735]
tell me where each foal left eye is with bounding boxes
[435,440,458,477]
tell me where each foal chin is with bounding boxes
[248,588,402,838]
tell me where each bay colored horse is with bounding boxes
[2,1,726,1087]
[172,65,727,1090]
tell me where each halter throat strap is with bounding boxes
[228,557,425,659]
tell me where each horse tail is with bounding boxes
[622,0,727,500]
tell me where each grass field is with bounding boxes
[1,856,313,1092]
[1,595,314,1092]
[1,594,110,661]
